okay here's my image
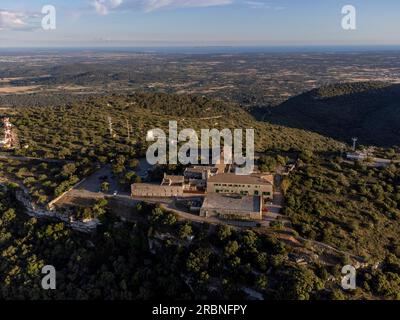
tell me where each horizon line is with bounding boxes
[1,44,400,54]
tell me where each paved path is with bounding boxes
[2,167,367,262]
[260,174,290,227]
[76,164,129,195]
[297,235,365,262]
[54,157,153,205]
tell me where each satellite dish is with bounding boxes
[147,130,154,140]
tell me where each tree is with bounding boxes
[101,181,110,192]
[149,206,164,224]
[242,230,258,249]
[256,252,269,271]
[2,208,16,225]
[129,159,139,169]
[179,223,193,240]
[255,274,268,291]
[259,156,277,173]
[186,248,210,273]
[61,163,77,178]
[216,224,232,241]
[300,150,314,162]
[224,241,240,257]
[93,199,108,218]
[282,267,321,300]
[163,213,177,226]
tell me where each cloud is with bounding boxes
[143,0,233,12]
[92,0,124,15]
[0,9,39,30]
[244,1,270,9]
[91,0,232,14]
[0,10,26,30]
[244,1,285,10]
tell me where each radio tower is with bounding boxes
[1,117,19,149]
[126,119,131,141]
[108,116,115,138]
[352,137,358,151]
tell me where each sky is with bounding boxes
[0,0,399,47]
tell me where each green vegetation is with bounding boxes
[0,158,90,204]
[1,184,365,300]
[0,92,343,207]
[12,93,342,164]
[258,154,289,172]
[315,82,390,99]
[267,82,400,147]
[284,154,400,261]
[1,90,399,300]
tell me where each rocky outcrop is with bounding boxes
[3,182,100,233]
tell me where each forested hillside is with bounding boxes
[10,92,343,164]
[0,184,347,300]
[282,152,400,299]
[265,82,400,147]
[2,91,399,300]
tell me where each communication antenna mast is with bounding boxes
[108,116,114,138]
[1,117,19,150]
[352,137,358,151]
[126,119,131,141]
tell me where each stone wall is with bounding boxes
[11,185,100,233]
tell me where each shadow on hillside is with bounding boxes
[258,83,400,148]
